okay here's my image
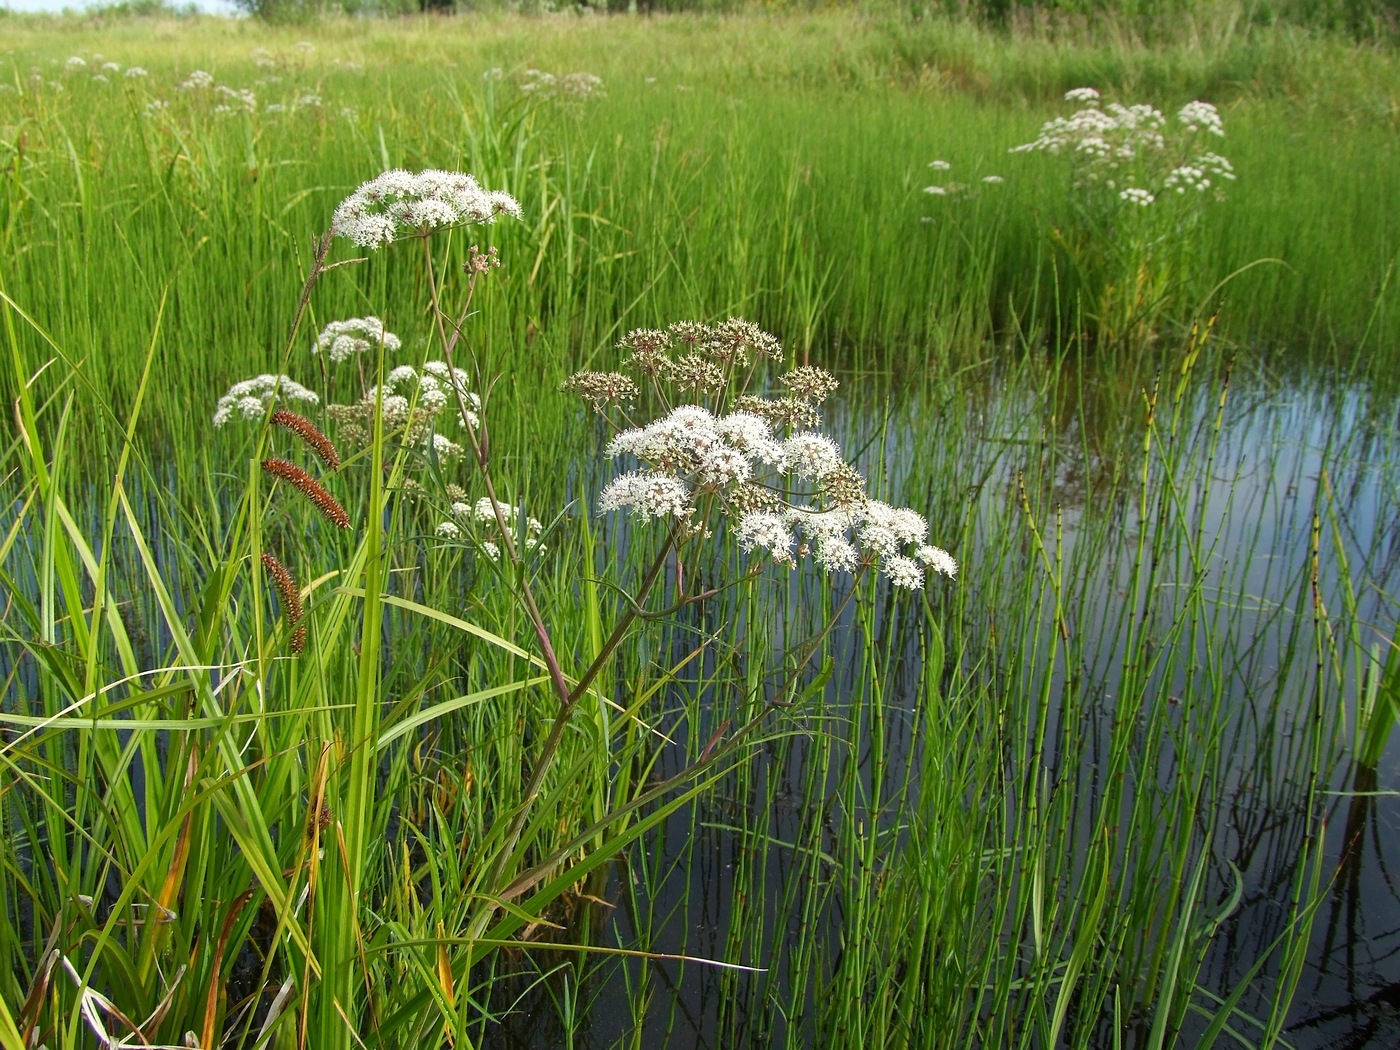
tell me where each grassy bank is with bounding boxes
[1,12,1398,441]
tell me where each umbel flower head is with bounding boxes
[436,497,546,562]
[1011,88,1235,202]
[327,361,480,449]
[331,169,523,248]
[568,319,956,591]
[213,374,318,427]
[314,317,401,362]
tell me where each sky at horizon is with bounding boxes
[1,0,239,13]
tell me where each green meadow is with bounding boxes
[1,9,1398,1048]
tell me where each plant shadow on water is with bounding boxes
[480,351,1400,1049]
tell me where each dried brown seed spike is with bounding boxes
[261,458,352,530]
[260,551,306,654]
[272,410,341,471]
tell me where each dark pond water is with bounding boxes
[490,364,1400,1048]
[3,361,1398,1047]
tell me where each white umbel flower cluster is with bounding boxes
[331,169,523,249]
[1177,100,1225,137]
[437,497,546,559]
[786,502,957,589]
[573,318,955,592]
[314,317,401,362]
[178,70,214,90]
[598,472,693,522]
[601,405,954,589]
[1013,89,1235,204]
[365,361,480,428]
[213,374,318,427]
[519,69,606,101]
[1012,99,1167,167]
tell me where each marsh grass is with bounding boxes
[1,10,1398,1050]
[2,12,1399,453]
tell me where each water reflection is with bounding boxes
[497,361,1400,1048]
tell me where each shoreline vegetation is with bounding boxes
[2,7,1398,1049]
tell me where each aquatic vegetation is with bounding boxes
[1009,87,1238,348]
[0,12,1396,1048]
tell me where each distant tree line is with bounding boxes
[213,0,1397,41]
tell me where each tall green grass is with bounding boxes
[1,12,1398,455]
[1,11,1397,1049]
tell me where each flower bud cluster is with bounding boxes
[562,371,639,410]
[617,319,783,379]
[332,169,522,249]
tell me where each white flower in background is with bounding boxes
[424,361,481,428]
[928,159,951,170]
[1163,166,1208,193]
[1013,88,1234,202]
[361,362,478,428]
[213,374,318,427]
[1197,151,1236,181]
[332,169,523,248]
[178,70,214,90]
[924,185,948,196]
[101,61,121,73]
[1177,100,1225,136]
[519,68,605,100]
[981,174,1005,184]
[214,84,257,114]
[124,66,148,78]
[436,496,546,558]
[314,317,401,362]
[424,432,463,460]
[65,56,87,70]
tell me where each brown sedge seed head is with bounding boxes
[272,410,341,471]
[261,458,352,530]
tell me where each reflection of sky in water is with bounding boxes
[890,370,1400,1049]
[539,369,1400,1048]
